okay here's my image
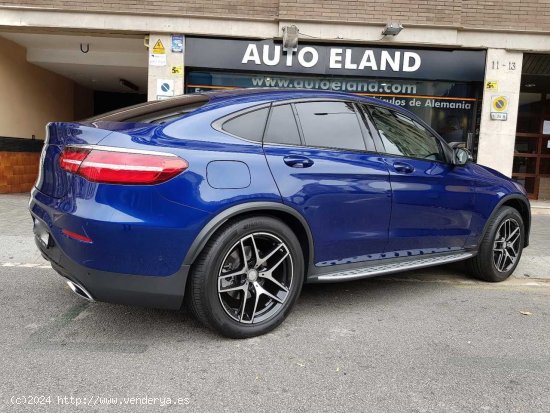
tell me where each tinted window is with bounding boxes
[295,101,366,151]
[368,106,445,161]
[264,104,301,146]
[222,108,269,141]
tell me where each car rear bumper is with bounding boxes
[33,217,189,310]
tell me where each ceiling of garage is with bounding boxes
[0,32,148,93]
[522,53,550,93]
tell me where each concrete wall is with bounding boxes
[0,35,74,140]
[147,34,185,102]
[477,49,523,177]
[2,1,550,32]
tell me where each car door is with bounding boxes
[364,104,476,254]
[263,100,392,266]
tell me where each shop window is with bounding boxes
[294,101,366,151]
[264,104,301,146]
[539,158,550,175]
[518,93,543,115]
[367,106,444,162]
[222,108,269,142]
[512,156,537,175]
[516,115,541,134]
[514,137,538,154]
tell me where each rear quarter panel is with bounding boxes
[38,101,283,276]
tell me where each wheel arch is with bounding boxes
[183,202,314,276]
[482,194,531,247]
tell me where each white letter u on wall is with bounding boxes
[263,45,281,66]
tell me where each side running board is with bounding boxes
[308,252,475,283]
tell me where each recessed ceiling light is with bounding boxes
[524,83,536,88]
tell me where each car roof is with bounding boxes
[86,88,415,123]
[204,88,420,118]
[205,88,382,106]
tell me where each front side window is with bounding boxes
[368,105,445,162]
[222,107,269,142]
[294,101,367,151]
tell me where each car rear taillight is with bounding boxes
[59,147,91,173]
[59,147,188,185]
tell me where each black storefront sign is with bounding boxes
[185,37,486,82]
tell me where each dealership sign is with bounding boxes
[185,37,486,81]
[242,44,422,72]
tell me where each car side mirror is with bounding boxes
[453,147,472,166]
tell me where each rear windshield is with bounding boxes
[84,94,209,124]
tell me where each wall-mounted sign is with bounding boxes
[149,53,166,66]
[185,37,487,81]
[485,80,498,91]
[171,65,183,75]
[490,95,509,121]
[149,39,167,66]
[157,79,174,98]
[171,35,184,53]
[152,39,166,54]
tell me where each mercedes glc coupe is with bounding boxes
[30,89,530,338]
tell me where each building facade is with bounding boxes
[1,1,550,198]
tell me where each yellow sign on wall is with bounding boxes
[152,39,166,54]
[485,80,498,91]
[491,95,508,113]
[171,65,183,75]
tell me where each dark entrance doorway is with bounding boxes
[93,91,147,116]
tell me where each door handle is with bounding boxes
[283,155,314,168]
[393,161,414,174]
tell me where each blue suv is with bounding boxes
[30,89,530,338]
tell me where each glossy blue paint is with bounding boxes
[381,155,476,252]
[264,145,392,265]
[206,161,251,189]
[30,89,529,285]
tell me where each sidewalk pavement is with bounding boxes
[1,193,549,279]
[531,200,550,215]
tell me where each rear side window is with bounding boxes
[294,101,366,151]
[264,104,301,146]
[222,108,269,142]
[368,106,445,162]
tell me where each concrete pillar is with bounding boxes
[147,33,185,101]
[477,49,523,177]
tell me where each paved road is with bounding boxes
[1,194,549,412]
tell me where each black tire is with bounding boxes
[467,206,524,282]
[186,216,304,338]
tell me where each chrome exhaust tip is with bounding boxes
[66,280,95,302]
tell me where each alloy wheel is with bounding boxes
[217,232,293,324]
[492,218,521,273]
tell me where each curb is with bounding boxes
[532,207,550,216]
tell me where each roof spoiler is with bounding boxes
[84,94,209,123]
